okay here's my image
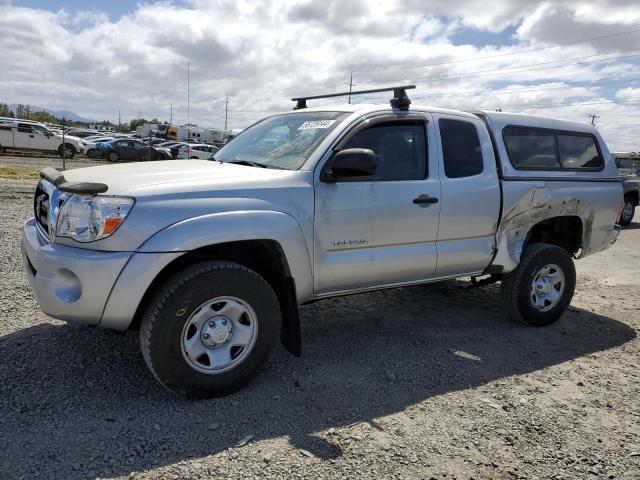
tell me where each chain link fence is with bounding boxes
[0,150,109,172]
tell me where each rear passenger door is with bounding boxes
[433,114,501,277]
[131,141,150,160]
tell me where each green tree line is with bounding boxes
[0,102,134,132]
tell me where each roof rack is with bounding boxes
[291,85,416,111]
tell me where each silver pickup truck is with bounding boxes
[21,86,623,398]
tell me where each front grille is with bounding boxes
[34,183,51,238]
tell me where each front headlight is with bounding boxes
[56,195,134,242]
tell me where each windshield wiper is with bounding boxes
[222,160,270,169]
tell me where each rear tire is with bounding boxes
[107,151,119,162]
[501,243,576,327]
[140,261,281,398]
[620,197,635,226]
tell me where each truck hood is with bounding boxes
[61,160,290,196]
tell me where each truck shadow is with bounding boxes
[0,280,636,479]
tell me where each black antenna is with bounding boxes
[292,85,415,111]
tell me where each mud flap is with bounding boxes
[281,276,301,357]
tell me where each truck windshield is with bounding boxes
[214,111,348,170]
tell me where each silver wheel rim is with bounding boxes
[180,296,258,374]
[530,264,565,312]
[622,201,633,222]
[109,152,117,161]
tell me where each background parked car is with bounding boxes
[616,156,640,225]
[0,118,84,158]
[67,129,106,139]
[84,137,115,158]
[177,143,219,159]
[97,138,171,162]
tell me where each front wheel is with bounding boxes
[620,197,635,226]
[58,143,76,159]
[140,261,281,398]
[501,243,576,326]
[107,151,119,162]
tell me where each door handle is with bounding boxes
[413,194,438,205]
[29,134,34,138]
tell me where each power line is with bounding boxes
[351,28,640,73]
[477,96,640,111]
[357,51,640,85]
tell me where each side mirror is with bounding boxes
[323,148,377,182]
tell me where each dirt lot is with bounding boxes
[1,177,639,480]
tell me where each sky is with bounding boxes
[1,0,639,151]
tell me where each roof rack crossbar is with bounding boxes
[292,85,416,111]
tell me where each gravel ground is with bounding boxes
[1,178,639,480]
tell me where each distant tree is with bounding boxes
[0,103,11,117]
[15,104,28,119]
[117,122,131,133]
[31,110,58,124]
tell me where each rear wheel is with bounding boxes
[140,261,281,398]
[620,196,635,225]
[107,151,119,162]
[501,243,576,326]
[87,149,99,159]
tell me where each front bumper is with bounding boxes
[21,218,131,324]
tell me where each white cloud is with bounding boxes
[0,0,638,150]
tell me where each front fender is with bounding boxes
[138,210,314,301]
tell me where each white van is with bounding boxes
[0,118,84,158]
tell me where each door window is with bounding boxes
[31,125,50,136]
[17,123,33,133]
[339,122,427,180]
[439,118,484,178]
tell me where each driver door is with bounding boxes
[313,114,441,294]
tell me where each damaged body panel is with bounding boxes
[476,111,623,274]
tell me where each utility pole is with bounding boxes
[170,104,173,124]
[61,116,67,170]
[118,110,121,132]
[589,114,600,126]
[224,96,229,131]
[187,61,190,142]
[346,72,354,104]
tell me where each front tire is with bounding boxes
[107,151,119,162]
[58,143,76,159]
[140,261,281,398]
[501,243,576,327]
[620,196,635,226]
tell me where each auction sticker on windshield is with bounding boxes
[298,120,337,130]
